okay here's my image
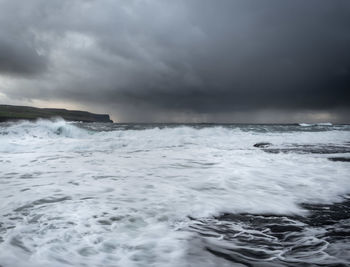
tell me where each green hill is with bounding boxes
[0,104,113,123]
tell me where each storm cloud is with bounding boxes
[0,0,349,122]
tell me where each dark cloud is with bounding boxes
[0,36,47,75]
[0,0,349,122]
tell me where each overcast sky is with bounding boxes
[0,0,349,122]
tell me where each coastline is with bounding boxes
[0,104,113,123]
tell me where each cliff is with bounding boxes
[0,104,113,123]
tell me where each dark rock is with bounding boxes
[254,142,272,148]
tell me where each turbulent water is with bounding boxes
[0,119,350,267]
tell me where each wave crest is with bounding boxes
[0,118,89,138]
[299,122,333,127]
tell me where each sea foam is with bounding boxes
[0,120,349,266]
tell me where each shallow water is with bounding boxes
[0,119,349,266]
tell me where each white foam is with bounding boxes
[0,120,349,266]
[0,118,89,138]
[299,122,333,127]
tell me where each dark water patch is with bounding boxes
[92,175,118,180]
[20,188,30,192]
[101,242,117,253]
[254,143,350,154]
[9,216,23,221]
[300,198,350,227]
[80,196,95,200]
[188,160,217,167]
[43,156,75,162]
[170,161,216,169]
[187,197,350,266]
[97,219,112,225]
[20,173,34,179]
[328,157,350,162]
[4,172,19,176]
[28,214,44,224]
[17,171,44,179]
[10,236,31,253]
[126,149,151,153]
[264,145,350,154]
[14,196,72,212]
[110,216,124,222]
[78,247,98,257]
[205,246,273,266]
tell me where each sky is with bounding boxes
[0,0,349,123]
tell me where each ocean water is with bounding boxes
[0,119,350,267]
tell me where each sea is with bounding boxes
[0,119,350,267]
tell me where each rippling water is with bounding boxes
[0,119,350,266]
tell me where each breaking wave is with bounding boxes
[0,118,89,139]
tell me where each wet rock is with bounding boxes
[254,142,272,148]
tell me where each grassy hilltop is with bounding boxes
[0,104,113,122]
